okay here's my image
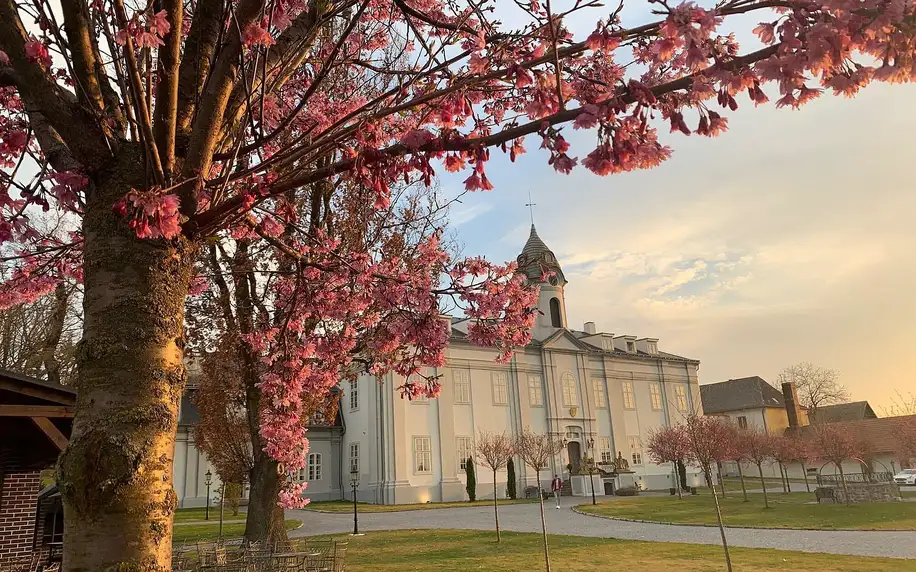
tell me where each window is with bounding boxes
[675,386,688,412]
[457,436,472,470]
[626,341,636,353]
[349,380,359,411]
[414,436,432,473]
[308,453,322,481]
[603,337,614,351]
[549,297,562,327]
[565,426,581,440]
[492,372,508,405]
[737,416,748,429]
[592,379,607,408]
[349,443,360,474]
[647,342,658,354]
[409,374,428,402]
[628,436,643,466]
[598,437,612,464]
[561,372,578,407]
[649,383,662,411]
[297,468,306,482]
[454,370,471,403]
[42,509,63,544]
[528,375,543,406]
[621,381,635,409]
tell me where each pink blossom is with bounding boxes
[24,39,51,68]
[243,22,275,46]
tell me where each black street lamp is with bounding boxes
[205,470,213,520]
[349,469,360,535]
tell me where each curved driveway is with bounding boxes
[288,502,915,560]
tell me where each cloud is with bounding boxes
[449,202,494,226]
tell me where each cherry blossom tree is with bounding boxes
[683,414,733,572]
[515,428,563,572]
[724,425,752,501]
[808,421,866,504]
[897,416,916,468]
[476,429,515,542]
[743,429,775,508]
[646,424,689,499]
[1,0,915,567]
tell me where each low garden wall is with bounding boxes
[818,482,901,504]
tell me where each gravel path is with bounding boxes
[287,502,916,560]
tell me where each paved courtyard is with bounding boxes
[288,502,916,560]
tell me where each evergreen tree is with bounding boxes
[507,458,517,500]
[465,458,477,501]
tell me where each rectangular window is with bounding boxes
[622,381,636,410]
[626,341,636,353]
[349,442,360,474]
[649,383,662,411]
[298,468,306,482]
[737,416,748,429]
[457,436,472,470]
[628,436,643,466]
[598,437,612,464]
[308,453,322,481]
[675,386,688,412]
[492,372,508,405]
[528,375,543,406]
[561,373,578,407]
[454,370,471,404]
[349,380,359,411]
[592,379,607,408]
[603,337,614,351]
[414,436,432,473]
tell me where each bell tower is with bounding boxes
[516,225,568,340]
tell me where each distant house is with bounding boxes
[700,376,807,434]
[808,401,877,423]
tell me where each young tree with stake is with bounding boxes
[516,429,564,572]
[744,429,776,509]
[476,430,515,542]
[647,424,690,500]
[2,0,916,566]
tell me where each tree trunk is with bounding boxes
[537,484,551,572]
[39,283,69,385]
[57,152,195,572]
[493,469,500,542]
[717,461,726,496]
[675,463,682,499]
[757,463,769,509]
[736,462,748,502]
[802,462,811,493]
[245,448,288,544]
[706,471,733,572]
[784,465,792,493]
[778,461,788,493]
[838,464,850,505]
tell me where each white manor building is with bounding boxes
[172,225,707,506]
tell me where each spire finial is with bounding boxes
[525,190,537,225]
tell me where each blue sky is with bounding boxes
[432,2,916,409]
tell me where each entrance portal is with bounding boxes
[567,441,581,474]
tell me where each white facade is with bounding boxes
[335,226,706,503]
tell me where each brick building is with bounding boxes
[0,369,74,568]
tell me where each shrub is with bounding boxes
[615,486,639,496]
[506,458,517,500]
[466,458,476,501]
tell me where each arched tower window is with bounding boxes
[549,297,562,327]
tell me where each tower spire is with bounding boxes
[525,190,537,225]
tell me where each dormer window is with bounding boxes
[626,341,636,353]
[647,342,658,354]
[602,337,614,351]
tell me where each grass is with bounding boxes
[720,476,809,493]
[174,507,247,522]
[172,519,300,544]
[305,498,538,513]
[312,529,901,572]
[577,491,916,530]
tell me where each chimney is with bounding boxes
[782,382,802,428]
[584,322,597,335]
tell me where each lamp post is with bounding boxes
[349,469,360,535]
[585,439,597,506]
[205,470,212,520]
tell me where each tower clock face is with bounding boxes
[548,276,559,286]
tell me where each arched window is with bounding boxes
[561,372,578,407]
[549,297,562,327]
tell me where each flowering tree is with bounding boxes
[476,430,515,542]
[808,421,866,504]
[516,429,563,572]
[683,414,733,571]
[647,424,689,499]
[897,416,916,468]
[724,425,752,501]
[1,0,915,566]
[743,429,775,508]
[771,434,806,493]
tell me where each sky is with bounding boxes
[435,4,916,413]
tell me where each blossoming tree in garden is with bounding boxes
[646,423,690,499]
[1,0,915,567]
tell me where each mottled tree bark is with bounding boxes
[57,148,195,572]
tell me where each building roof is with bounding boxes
[516,224,565,284]
[700,376,785,414]
[789,414,916,456]
[808,401,877,423]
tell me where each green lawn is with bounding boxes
[720,476,810,493]
[578,491,916,530]
[305,498,538,513]
[313,529,900,572]
[173,519,300,544]
[174,507,246,522]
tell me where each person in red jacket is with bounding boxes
[551,474,563,509]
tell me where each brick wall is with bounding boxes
[0,471,40,561]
